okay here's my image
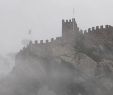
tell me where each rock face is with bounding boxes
[1,18,113,95]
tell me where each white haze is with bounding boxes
[0,0,112,94]
[0,0,113,55]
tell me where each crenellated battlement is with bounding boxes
[33,37,58,44]
[27,24,113,46]
[62,18,77,26]
[83,25,113,33]
[18,18,113,56]
[19,36,62,52]
[62,19,73,24]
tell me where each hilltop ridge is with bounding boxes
[12,18,113,95]
[16,18,113,60]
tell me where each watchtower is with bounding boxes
[62,18,79,44]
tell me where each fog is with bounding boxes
[0,54,103,95]
[0,0,113,55]
[0,0,113,94]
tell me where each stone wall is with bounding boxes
[16,18,113,63]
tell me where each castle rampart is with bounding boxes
[17,18,113,56]
[20,24,113,49]
[84,25,113,34]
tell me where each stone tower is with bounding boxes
[62,18,80,45]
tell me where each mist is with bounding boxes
[0,0,113,95]
[0,0,113,55]
[0,49,108,95]
[0,55,84,95]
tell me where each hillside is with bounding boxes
[0,18,113,95]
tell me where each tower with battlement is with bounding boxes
[62,18,79,41]
[14,17,113,85]
[16,18,113,59]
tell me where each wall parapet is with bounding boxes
[62,19,73,23]
[17,17,113,56]
[83,25,113,33]
[62,18,76,24]
[21,36,61,48]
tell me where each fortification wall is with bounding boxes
[83,25,113,48]
[16,18,113,59]
[17,36,63,58]
[84,25,113,40]
[17,18,79,57]
[84,25,113,34]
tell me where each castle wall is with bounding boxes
[83,25,113,48]
[16,18,113,61]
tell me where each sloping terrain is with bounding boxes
[0,28,113,95]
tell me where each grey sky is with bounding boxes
[0,0,113,55]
